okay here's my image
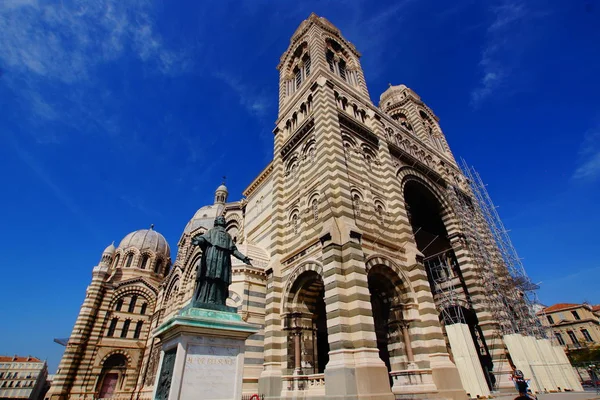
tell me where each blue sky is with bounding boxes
[1,0,599,372]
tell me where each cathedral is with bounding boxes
[49,14,580,400]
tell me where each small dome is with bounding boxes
[379,84,407,104]
[214,182,229,205]
[183,204,224,235]
[118,227,170,258]
[103,242,116,255]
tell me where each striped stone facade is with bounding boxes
[50,13,542,400]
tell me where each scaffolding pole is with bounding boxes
[459,159,547,339]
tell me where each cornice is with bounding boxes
[280,117,315,159]
[113,277,160,295]
[243,162,274,198]
[338,113,378,147]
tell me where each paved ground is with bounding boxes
[491,390,600,400]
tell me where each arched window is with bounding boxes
[303,139,316,163]
[352,193,362,217]
[227,223,239,244]
[107,318,118,337]
[312,198,319,222]
[286,157,299,177]
[303,54,311,77]
[366,154,373,171]
[287,44,310,96]
[121,320,131,338]
[140,255,149,269]
[326,50,335,72]
[128,296,137,313]
[325,40,353,84]
[125,253,133,268]
[338,59,347,81]
[376,203,385,224]
[115,299,123,311]
[154,260,163,274]
[140,303,147,315]
[291,212,299,235]
[113,254,120,268]
[294,67,302,91]
[133,321,143,339]
[393,112,413,131]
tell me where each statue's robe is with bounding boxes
[193,226,247,305]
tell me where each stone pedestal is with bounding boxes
[324,348,395,400]
[152,307,259,400]
[391,367,437,396]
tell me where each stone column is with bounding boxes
[400,322,416,366]
[294,331,302,375]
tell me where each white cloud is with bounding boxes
[573,126,600,181]
[0,0,187,82]
[0,0,190,133]
[214,72,271,118]
[470,0,531,107]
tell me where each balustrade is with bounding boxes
[282,373,325,392]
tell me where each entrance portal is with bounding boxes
[96,354,127,398]
[286,270,330,374]
[403,178,494,389]
[368,264,414,376]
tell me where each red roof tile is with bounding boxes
[543,303,580,313]
[0,355,43,363]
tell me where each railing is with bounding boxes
[282,373,325,392]
[241,394,265,400]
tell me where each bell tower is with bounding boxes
[261,13,397,400]
[276,13,370,117]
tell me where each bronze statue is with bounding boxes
[191,216,251,308]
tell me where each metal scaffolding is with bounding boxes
[458,159,546,338]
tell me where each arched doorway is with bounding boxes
[367,264,416,376]
[403,178,494,390]
[369,271,393,373]
[286,270,329,374]
[97,354,127,398]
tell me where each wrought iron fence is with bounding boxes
[241,394,264,400]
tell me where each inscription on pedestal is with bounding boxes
[181,344,239,400]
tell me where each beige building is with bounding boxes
[49,14,580,400]
[538,303,600,350]
[0,356,48,400]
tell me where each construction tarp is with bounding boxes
[503,333,541,393]
[446,323,490,398]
